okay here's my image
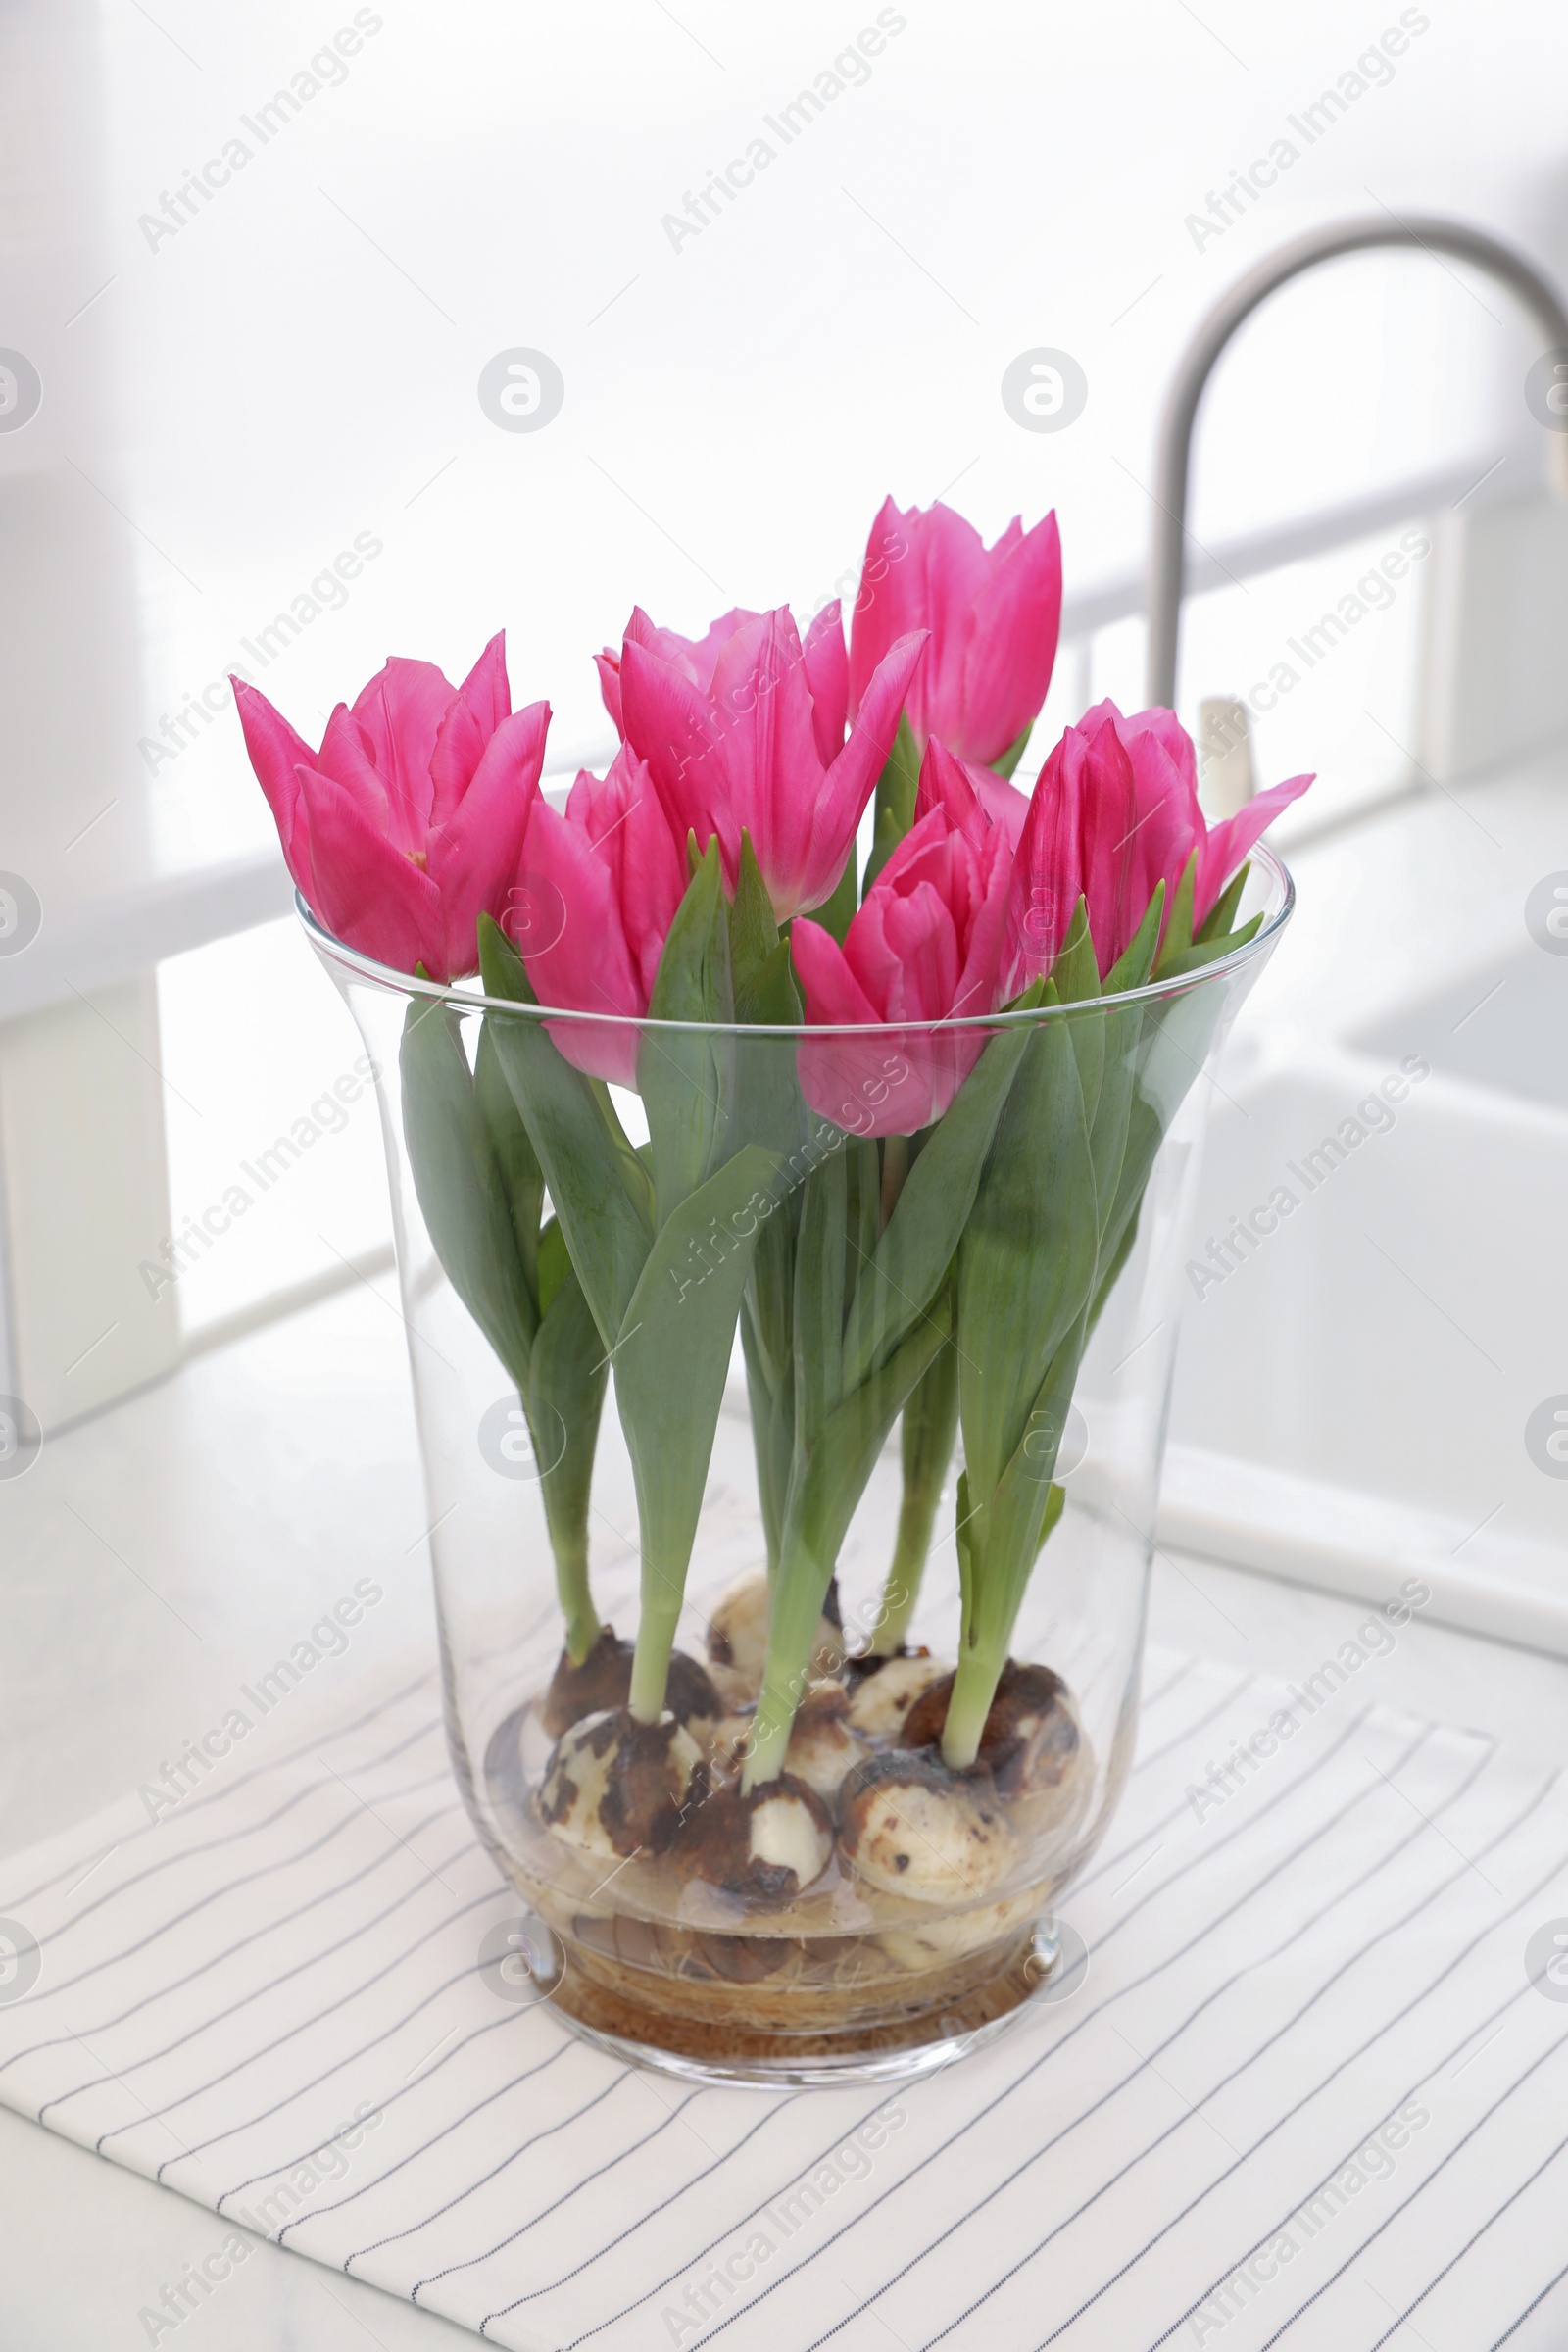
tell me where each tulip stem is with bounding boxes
[742,1527,831,1789]
[549,1532,601,1667]
[941,1642,1001,1771]
[878,1133,909,1231]
[870,1334,959,1654]
[627,1585,683,1723]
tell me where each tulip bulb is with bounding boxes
[838,1750,1015,1905]
[538,1708,705,1860]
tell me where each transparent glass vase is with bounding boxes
[304,848,1291,2086]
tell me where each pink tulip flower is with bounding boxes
[617,603,924,923]
[510,743,688,1085]
[791,760,1013,1137]
[232,635,548,983]
[594,605,763,738]
[913,735,1031,852]
[848,497,1062,771]
[1005,700,1312,986]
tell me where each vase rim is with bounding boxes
[295,843,1294,1035]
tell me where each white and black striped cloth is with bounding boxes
[1,1648,1565,2351]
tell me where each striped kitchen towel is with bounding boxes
[0,1642,1565,2352]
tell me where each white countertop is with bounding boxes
[4,1274,1567,2350]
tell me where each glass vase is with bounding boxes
[304,848,1291,2086]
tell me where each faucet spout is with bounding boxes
[1146,214,1568,708]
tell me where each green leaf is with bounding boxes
[846,1135,879,1320]
[791,1143,848,1473]
[991,723,1033,782]
[728,830,779,995]
[1152,913,1263,981]
[613,1143,780,1709]
[1050,899,1104,1132]
[746,1300,952,1787]
[814,853,858,946]
[1152,850,1200,978]
[474,1018,545,1312]
[536,1214,569,1319]
[1197,859,1250,946]
[478,915,653,1351]
[739,1193,800,1574]
[739,1300,793,1574]
[839,1014,1037,1392]
[798,1301,952,1570]
[398,995,537,1389]
[860,711,922,895]
[943,1317,1080,1767]
[639,840,735,1228]
[956,997,1099,1510]
[873,1324,960,1651]
[527,1263,611,1660]
[586,1078,658,1229]
[733,937,803,1028]
[1102,880,1165,997]
[1087,888,1163,1233]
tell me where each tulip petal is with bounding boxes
[971,765,1031,848]
[808,628,928,912]
[515,798,645,1084]
[350,657,455,838]
[791,916,883,1028]
[231,678,319,900]
[914,738,987,847]
[426,700,551,976]
[314,702,399,840]
[567,747,687,1003]
[594,649,624,736]
[428,632,513,826]
[848,497,938,728]
[619,635,738,875]
[803,601,849,768]
[293,764,446,977]
[707,610,825,917]
[1195,771,1313,925]
[959,511,1062,766]
[1005,729,1084,988]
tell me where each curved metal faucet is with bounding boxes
[1147,215,1568,708]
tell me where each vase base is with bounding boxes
[542,1917,1082,2089]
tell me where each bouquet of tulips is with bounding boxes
[236,497,1309,1920]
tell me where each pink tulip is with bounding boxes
[510,743,687,1086]
[616,603,924,923]
[791,767,1013,1137]
[1005,700,1312,986]
[1110,702,1312,935]
[595,605,762,738]
[232,635,548,983]
[913,735,1031,852]
[848,497,1062,770]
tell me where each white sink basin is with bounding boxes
[1166,870,1568,1652]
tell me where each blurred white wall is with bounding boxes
[2,0,1567,1356]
